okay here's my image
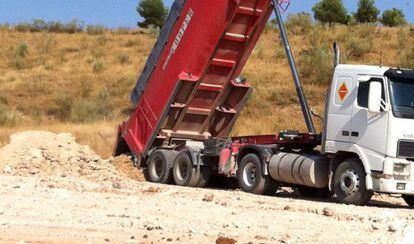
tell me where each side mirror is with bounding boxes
[368,82,382,113]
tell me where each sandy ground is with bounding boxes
[1,131,414,243]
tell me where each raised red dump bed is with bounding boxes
[115,0,273,158]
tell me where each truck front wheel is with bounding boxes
[237,153,279,196]
[145,150,177,184]
[333,158,373,205]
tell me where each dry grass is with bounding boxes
[0,24,413,157]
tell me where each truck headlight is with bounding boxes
[394,163,406,173]
[393,161,410,180]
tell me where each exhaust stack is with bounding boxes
[333,42,340,67]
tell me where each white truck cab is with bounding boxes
[324,64,414,205]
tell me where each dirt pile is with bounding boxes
[0,131,135,186]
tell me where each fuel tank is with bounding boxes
[268,152,329,188]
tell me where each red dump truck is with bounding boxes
[115,0,414,206]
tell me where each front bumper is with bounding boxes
[370,156,414,195]
[372,177,414,195]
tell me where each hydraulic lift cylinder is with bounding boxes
[271,0,316,134]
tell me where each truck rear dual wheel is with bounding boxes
[237,154,279,196]
[145,150,178,184]
[173,151,211,188]
[333,158,373,205]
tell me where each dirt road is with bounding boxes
[1,131,414,243]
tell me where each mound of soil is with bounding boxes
[0,131,137,186]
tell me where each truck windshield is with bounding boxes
[389,77,414,119]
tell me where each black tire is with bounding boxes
[144,150,177,184]
[173,151,200,187]
[237,153,279,196]
[297,186,333,199]
[196,166,211,188]
[402,195,414,207]
[333,158,373,205]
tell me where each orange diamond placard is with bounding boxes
[338,83,348,101]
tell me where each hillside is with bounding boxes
[0,24,413,157]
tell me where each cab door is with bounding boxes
[325,76,356,144]
[350,77,389,171]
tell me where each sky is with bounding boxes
[0,0,413,28]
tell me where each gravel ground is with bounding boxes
[0,131,414,243]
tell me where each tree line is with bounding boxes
[138,0,408,28]
[313,0,406,27]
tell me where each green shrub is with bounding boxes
[70,89,113,123]
[9,57,26,70]
[253,44,264,59]
[60,19,83,33]
[0,94,8,104]
[398,28,414,68]
[285,12,314,34]
[15,19,84,33]
[113,27,131,35]
[47,21,64,33]
[0,104,18,126]
[53,92,74,121]
[80,80,93,98]
[44,62,54,70]
[274,47,285,59]
[70,99,100,123]
[96,89,114,117]
[355,24,378,38]
[15,42,28,58]
[61,47,80,53]
[109,77,135,97]
[36,33,55,54]
[347,37,371,58]
[124,39,139,47]
[86,25,106,35]
[269,87,298,106]
[299,44,333,85]
[96,34,108,46]
[31,18,47,31]
[92,58,105,73]
[148,25,160,37]
[15,22,32,32]
[399,46,414,69]
[0,23,10,31]
[9,42,29,70]
[118,53,130,64]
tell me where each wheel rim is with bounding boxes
[176,157,189,182]
[150,155,164,180]
[242,162,257,187]
[340,169,360,196]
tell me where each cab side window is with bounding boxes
[357,78,385,108]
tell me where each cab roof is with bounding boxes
[335,64,390,76]
[385,68,414,81]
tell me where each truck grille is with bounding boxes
[398,140,414,158]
